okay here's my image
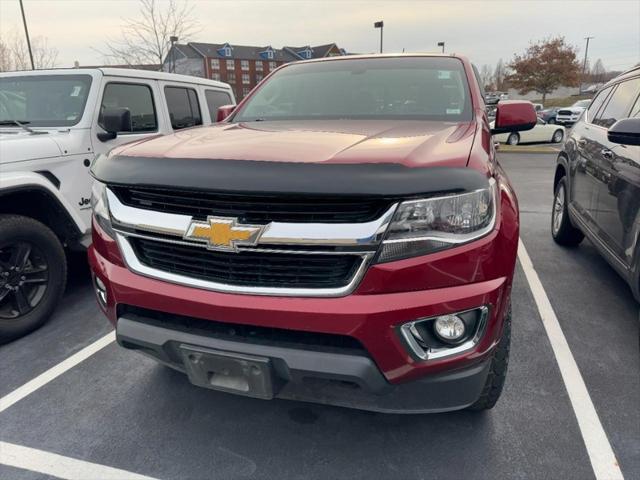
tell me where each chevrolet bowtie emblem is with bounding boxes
[184,216,265,252]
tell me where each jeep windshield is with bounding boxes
[0,74,92,127]
[233,57,473,122]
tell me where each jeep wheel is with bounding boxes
[0,215,67,343]
[506,133,520,145]
[551,178,584,246]
[467,305,511,411]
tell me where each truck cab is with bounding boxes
[0,68,234,342]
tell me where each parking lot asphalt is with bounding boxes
[1,152,638,480]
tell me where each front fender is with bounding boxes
[0,170,89,234]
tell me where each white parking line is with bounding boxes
[518,239,624,480]
[0,441,158,480]
[0,331,115,414]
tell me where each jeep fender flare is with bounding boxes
[0,171,88,238]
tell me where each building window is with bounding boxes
[227,72,236,83]
[256,73,263,82]
[210,59,220,70]
[243,87,251,97]
[269,61,277,70]
[256,61,263,72]
[266,50,274,59]
[223,46,232,57]
[226,59,235,70]
[242,73,250,84]
[211,73,220,81]
[240,60,249,70]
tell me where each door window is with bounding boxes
[593,78,640,128]
[586,86,612,123]
[99,83,157,132]
[629,93,640,118]
[165,86,202,129]
[205,89,232,122]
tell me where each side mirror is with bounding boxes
[491,100,537,135]
[216,104,236,122]
[98,107,132,142]
[607,118,640,146]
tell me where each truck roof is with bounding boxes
[0,67,231,90]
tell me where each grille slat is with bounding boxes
[113,186,390,223]
[131,238,362,289]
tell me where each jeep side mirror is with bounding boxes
[98,107,132,142]
[607,118,640,146]
[216,104,236,122]
[491,101,537,135]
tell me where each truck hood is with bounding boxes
[0,130,65,163]
[558,107,586,114]
[114,120,477,168]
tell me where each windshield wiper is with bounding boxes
[0,120,35,133]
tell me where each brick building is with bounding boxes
[163,42,347,99]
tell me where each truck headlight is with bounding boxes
[377,178,497,262]
[91,180,115,238]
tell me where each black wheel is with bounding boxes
[467,305,511,411]
[552,129,564,143]
[506,133,520,145]
[551,177,584,246]
[548,117,556,124]
[0,215,67,343]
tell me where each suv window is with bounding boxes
[165,86,202,129]
[586,87,612,123]
[205,90,232,122]
[99,83,157,132]
[593,78,640,128]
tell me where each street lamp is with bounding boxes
[374,21,384,54]
[437,41,445,53]
[170,35,179,73]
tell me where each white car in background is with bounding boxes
[555,99,592,126]
[492,117,565,145]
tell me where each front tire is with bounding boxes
[551,178,584,246]
[548,118,556,124]
[467,305,511,411]
[507,133,520,145]
[0,215,67,343]
[552,129,564,143]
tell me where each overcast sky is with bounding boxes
[1,0,638,71]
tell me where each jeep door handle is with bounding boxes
[601,149,614,160]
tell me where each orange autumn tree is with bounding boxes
[507,37,581,103]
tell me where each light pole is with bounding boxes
[437,41,445,53]
[170,35,179,73]
[374,21,383,54]
[19,0,35,70]
[581,36,594,94]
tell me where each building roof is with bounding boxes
[186,42,299,62]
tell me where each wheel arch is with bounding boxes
[0,185,83,247]
[553,155,569,192]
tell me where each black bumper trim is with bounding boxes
[116,315,491,413]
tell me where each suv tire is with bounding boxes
[551,177,584,246]
[468,305,511,411]
[0,215,67,343]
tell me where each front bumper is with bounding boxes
[116,313,492,413]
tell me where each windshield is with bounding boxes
[0,74,92,127]
[573,100,591,108]
[233,57,472,122]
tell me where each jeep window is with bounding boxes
[204,89,232,122]
[593,78,640,128]
[0,74,92,127]
[165,86,202,129]
[99,83,157,132]
[233,57,472,122]
[586,86,613,123]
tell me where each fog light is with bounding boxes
[94,275,107,307]
[433,315,466,343]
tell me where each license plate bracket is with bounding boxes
[179,345,276,399]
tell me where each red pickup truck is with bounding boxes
[89,54,536,413]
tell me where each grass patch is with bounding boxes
[533,94,592,108]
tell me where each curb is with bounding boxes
[498,146,560,154]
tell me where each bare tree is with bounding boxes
[0,32,58,71]
[479,64,494,90]
[493,59,506,91]
[591,59,606,83]
[99,0,200,68]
